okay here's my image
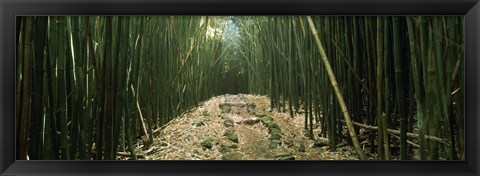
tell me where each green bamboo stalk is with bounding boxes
[46,16,60,159]
[86,17,104,160]
[323,17,336,149]
[382,16,391,160]
[433,17,453,159]
[66,17,79,160]
[103,16,114,160]
[72,16,87,160]
[18,16,34,160]
[16,18,24,141]
[392,16,408,160]
[426,18,440,160]
[287,17,295,119]
[122,16,137,160]
[406,16,427,159]
[29,16,48,160]
[454,16,464,159]
[417,16,429,160]
[376,16,385,160]
[444,16,457,160]
[83,16,95,159]
[56,16,70,160]
[112,16,125,159]
[42,73,53,159]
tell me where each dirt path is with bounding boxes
[127,94,359,160]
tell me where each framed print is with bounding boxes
[1,0,479,175]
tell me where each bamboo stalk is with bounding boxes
[56,16,70,160]
[418,16,430,160]
[130,84,150,143]
[406,16,427,160]
[103,16,114,160]
[392,16,408,159]
[29,16,48,160]
[341,120,449,145]
[376,16,386,160]
[18,16,34,160]
[383,17,394,160]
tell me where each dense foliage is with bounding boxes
[16,16,464,160]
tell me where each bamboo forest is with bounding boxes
[16,16,464,160]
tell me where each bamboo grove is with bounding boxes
[239,16,463,160]
[16,16,227,160]
[16,16,464,160]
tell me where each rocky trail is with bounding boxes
[124,94,360,160]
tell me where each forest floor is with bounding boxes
[125,94,364,160]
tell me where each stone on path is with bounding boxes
[298,144,306,152]
[259,116,273,124]
[242,117,260,125]
[202,110,210,117]
[226,133,239,143]
[313,139,329,148]
[269,132,282,140]
[246,102,256,114]
[224,119,234,127]
[224,127,235,136]
[218,147,231,154]
[269,139,282,149]
[201,138,213,149]
[219,103,232,113]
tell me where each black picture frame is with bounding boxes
[1,0,479,176]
